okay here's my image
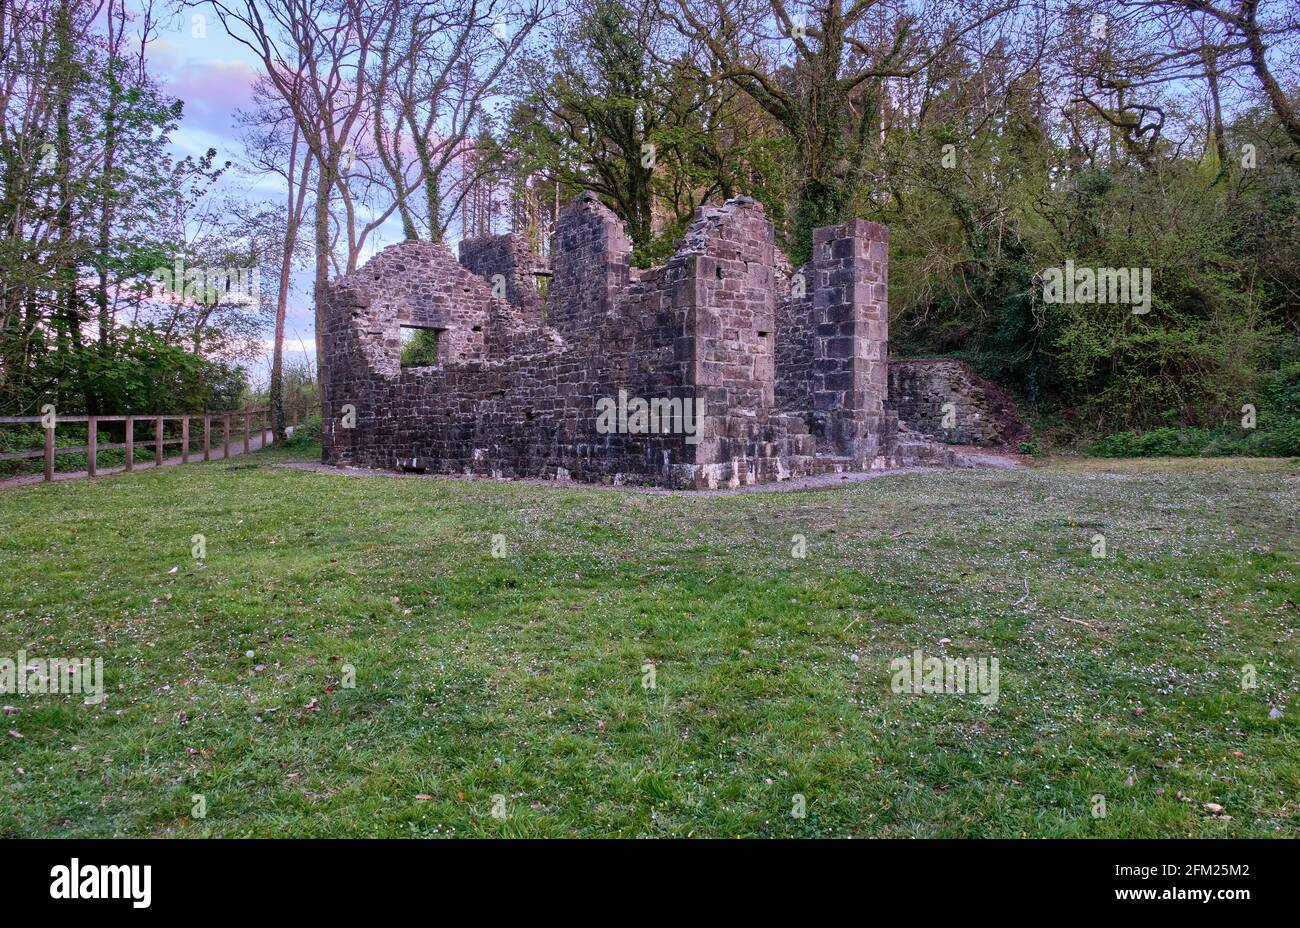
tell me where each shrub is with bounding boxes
[1088,423,1298,458]
[282,414,321,449]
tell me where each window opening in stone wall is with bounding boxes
[534,270,551,323]
[399,325,443,368]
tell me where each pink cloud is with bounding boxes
[166,57,259,136]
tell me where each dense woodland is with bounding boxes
[1,0,1298,455]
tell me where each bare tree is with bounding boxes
[205,0,393,395]
[237,75,315,438]
[367,0,545,242]
[663,0,1023,257]
[1068,1,1300,166]
[1154,0,1300,152]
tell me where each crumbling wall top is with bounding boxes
[325,239,495,374]
[458,232,546,328]
[546,191,633,338]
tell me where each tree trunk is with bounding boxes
[1204,50,1229,183]
[53,0,83,376]
[1241,5,1300,153]
[96,0,120,362]
[271,124,309,441]
[312,158,334,447]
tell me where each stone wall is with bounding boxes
[545,192,632,341]
[320,193,955,488]
[457,232,546,327]
[809,220,890,463]
[772,220,896,466]
[773,255,814,417]
[887,358,1030,447]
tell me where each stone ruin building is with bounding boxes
[319,192,1026,489]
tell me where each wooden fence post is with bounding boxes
[12,407,298,485]
[44,417,54,482]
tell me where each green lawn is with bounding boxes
[1,446,1297,837]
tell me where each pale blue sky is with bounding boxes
[150,5,321,384]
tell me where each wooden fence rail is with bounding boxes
[0,404,319,482]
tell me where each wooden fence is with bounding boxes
[0,404,319,482]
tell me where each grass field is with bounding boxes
[1,446,1297,837]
